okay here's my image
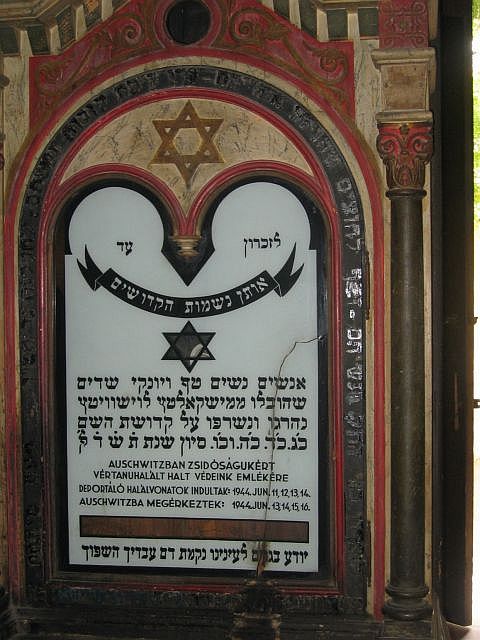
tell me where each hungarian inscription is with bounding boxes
[66,181,325,572]
[18,66,367,608]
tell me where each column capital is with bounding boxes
[376,121,433,194]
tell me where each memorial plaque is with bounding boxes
[59,179,330,574]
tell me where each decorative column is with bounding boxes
[372,0,436,621]
[377,120,433,620]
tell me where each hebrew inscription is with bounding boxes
[64,181,326,572]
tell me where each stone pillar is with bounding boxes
[377,120,433,620]
[372,2,435,618]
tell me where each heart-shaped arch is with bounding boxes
[11,65,379,615]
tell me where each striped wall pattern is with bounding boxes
[0,0,378,57]
[261,0,378,41]
[0,0,117,56]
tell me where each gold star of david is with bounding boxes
[151,101,224,186]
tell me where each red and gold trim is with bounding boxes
[379,0,429,49]
[376,121,433,193]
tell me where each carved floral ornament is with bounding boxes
[28,0,354,126]
[378,0,429,49]
[376,122,433,193]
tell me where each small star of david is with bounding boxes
[151,101,223,186]
[162,321,215,372]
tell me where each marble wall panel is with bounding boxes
[61,98,313,214]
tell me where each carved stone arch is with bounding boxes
[17,66,369,618]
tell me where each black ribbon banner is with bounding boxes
[77,246,303,318]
